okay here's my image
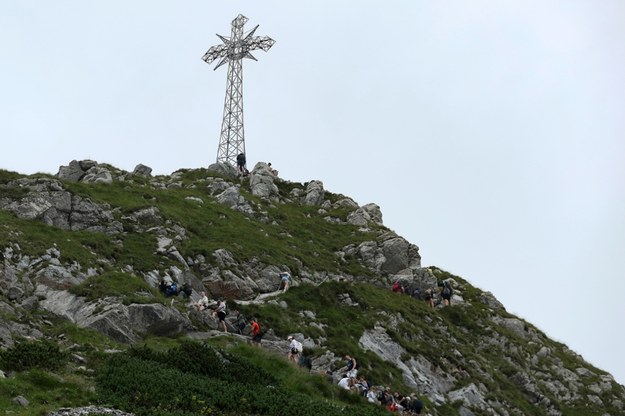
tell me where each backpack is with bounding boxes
[296,341,303,353]
[442,286,450,296]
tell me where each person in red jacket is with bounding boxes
[249,319,263,345]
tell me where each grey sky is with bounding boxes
[1,1,624,385]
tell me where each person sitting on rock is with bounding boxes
[268,162,278,176]
[393,391,408,412]
[337,376,354,391]
[344,354,358,378]
[355,375,370,397]
[406,394,424,415]
[195,291,209,311]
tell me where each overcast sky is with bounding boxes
[1,1,624,385]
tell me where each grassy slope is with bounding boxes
[0,168,621,415]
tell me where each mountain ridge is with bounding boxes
[0,159,623,416]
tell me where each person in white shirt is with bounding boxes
[287,336,302,362]
[195,291,209,311]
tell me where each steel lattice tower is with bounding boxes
[202,14,275,166]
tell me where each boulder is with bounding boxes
[346,203,383,226]
[81,166,113,184]
[57,160,86,182]
[207,162,238,179]
[132,163,153,177]
[304,180,325,206]
[249,163,279,200]
[216,186,244,208]
[39,288,191,343]
[0,179,122,234]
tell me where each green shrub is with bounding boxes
[96,347,389,416]
[0,339,68,372]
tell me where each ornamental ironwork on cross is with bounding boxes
[202,14,275,167]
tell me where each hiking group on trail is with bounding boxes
[332,352,424,414]
[169,270,429,414]
[391,275,454,309]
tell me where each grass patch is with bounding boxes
[69,271,161,304]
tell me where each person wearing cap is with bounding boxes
[287,335,302,362]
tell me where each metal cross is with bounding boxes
[203,14,275,167]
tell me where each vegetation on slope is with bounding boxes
[1,167,623,416]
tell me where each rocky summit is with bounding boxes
[0,160,623,416]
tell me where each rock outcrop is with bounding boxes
[1,161,624,416]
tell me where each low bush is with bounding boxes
[97,345,388,416]
[0,339,68,372]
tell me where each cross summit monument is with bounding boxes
[202,14,275,166]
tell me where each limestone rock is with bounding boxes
[250,163,279,200]
[304,180,325,206]
[0,178,122,234]
[81,166,113,184]
[132,163,153,177]
[57,160,86,182]
[207,162,239,179]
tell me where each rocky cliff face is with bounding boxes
[0,161,623,416]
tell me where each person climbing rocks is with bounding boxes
[236,153,249,175]
[391,280,404,294]
[424,287,435,309]
[287,335,302,362]
[249,318,263,345]
[235,311,247,334]
[212,299,228,332]
[279,272,291,292]
[441,280,453,306]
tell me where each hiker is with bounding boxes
[249,318,263,344]
[393,392,408,412]
[298,355,312,371]
[441,280,453,306]
[268,162,278,176]
[344,355,358,378]
[235,311,247,334]
[287,335,302,362]
[195,291,209,311]
[212,299,228,332]
[423,288,435,309]
[236,153,248,175]
[391,280,404,294]
[159,279,177,297]
[366,388,379,403]
[337,376,354,391]
[355,375,370,397]
[378,386,394,409]
[279,272,291,292]
[406,394,424,415]
[158,279,169,295]
[165,281,178,297]
[411,287,421,300]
